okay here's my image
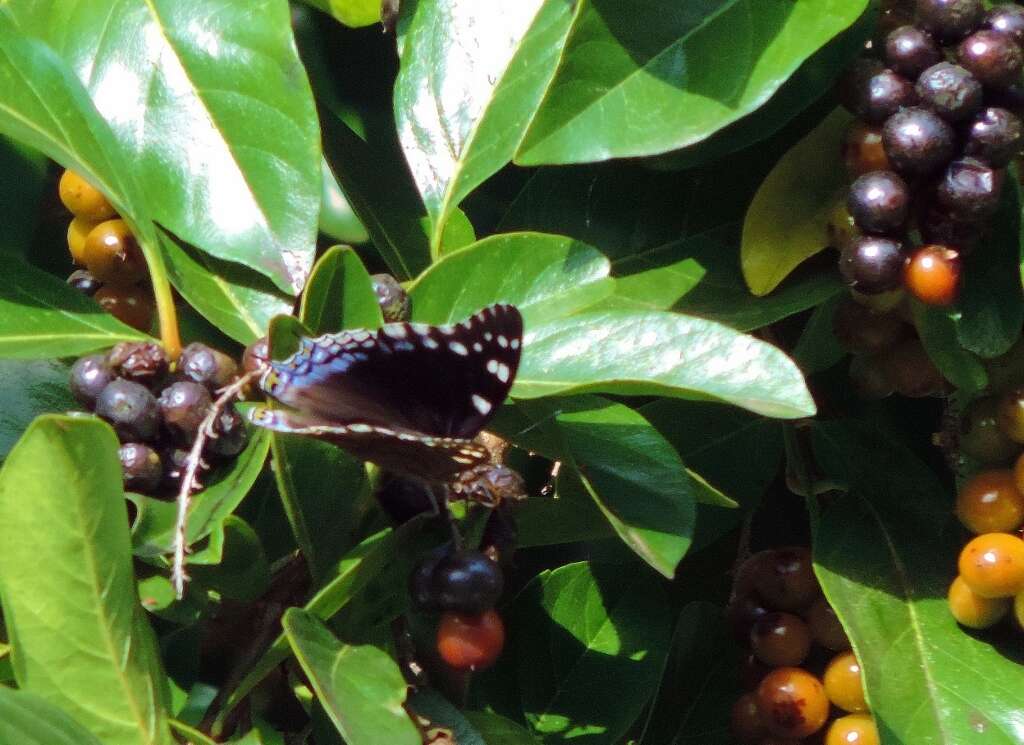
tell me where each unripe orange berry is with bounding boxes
[958,533,1024,598]
[756,667,830,739]
[823,650,868,713]
[436,609,505,671]
[825,714,880,745]
[903,244,960,306]
[67,217,99,265]
[948,575,1010,629]
[956,470,1024,534]
[58,169,116,221]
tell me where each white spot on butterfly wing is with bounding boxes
[496,363,510,382]
[348,423,373,433]
[472,394,492,415]
[423,337,439,350]
[384,324,407,339]
[510,338,520,350]
[486,359,499,374]
[497,335,508,348]
[449,341,469,356]
[473,342,483,352]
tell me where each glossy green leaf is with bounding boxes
[953,177,1023,358]
[0,358,76,459]
[407,690,487,745]
[516,561,672,744]
[395,0,578,251]
[792,293,845,375]
[319,158,370,244]
[813,420,1024,745]
[465,712,543,745]
[190,516,270,602]
[0,137,47,256]
[513,309,815,419]
[741,107,851,295]
[283,609,421,745]
[0,253,147,359]
[914,304,988,395]
[300,245,383,335]
[160,232,292,345]
[0,688,104,745]
[9,0,321,294]
[517,0,868,164]
[0,415,172,745]
[409,233,613,326]
[301,0,380,28]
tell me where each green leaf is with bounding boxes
[190,516,270,602]
[9,0,321,294]
[160,232,292,345]
[792,293,846,375]
[300,0,380,28]
[408,233,613,327]
[741,107,851,295]
[515,561,672,744]
[513,309,815,419]
[0,415,173,745]
[283,609,421,745]
[0,137,47,256]
[813,420,1024,745]
[953,176,1024,358]
[0,252,147,359]
[0,358,76,459]
[465,711,543,745]
[0,688,104,745]
[913,303,988,394]
[516,0,868,164]
[300,245,383,335]
[319,158,370,245]
[394,0,579,251]
[407,689,488,745]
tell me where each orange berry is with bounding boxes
[756,667,830,739]
[94,285,154,332]
[956,470,1024,534]
[948,575,1010,629]
[825,714,880,745]
[823,650,868,713]
[67,217,98,265]
[436,609,505,671]
[958,533,1024,598]
[83,219,146,285]
[903,244,961,306]
[58,169,116,221]
[731,693,767,743]
[1014,590,1024,629]
[843,122,891,176]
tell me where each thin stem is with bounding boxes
[136,227,181,359]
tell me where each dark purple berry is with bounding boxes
[161,446,199,489]
[839,236,906,294]
[67,269,101,296]
[919,202,982,250]
[376,475,435,524]
[860,69,918,124]
[158,381,211,440]
[847,171,910,234]
[242,336,270,374]
[966,107,1024,167]
[915,0,983,42]
[885,26,942,78]
[106,341,168,385]
[409,554,443,611]
[915,63,983,122]
[95,379,160,442]
[838,58,885,116]
[958,30,1024,89]
[433,551,504,614]
[178,342,238,391]
[937,158,1005,219]
[209,407,247,458]
[69,354,115,409]
[882,107,956,174]
[119,443,162,493]
[983,4,1024,45]
[371,273,411,323]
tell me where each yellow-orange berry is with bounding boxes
[756,667,830,739]
[958,533,1024,598]
[903,244,961,307]
[83,219,147,285]
[825,714,880,745]
[58,169,116,221]
[823,650,868,713]
[956,470,1024,534]
[948,575,1010,629]
[67,217,98,265]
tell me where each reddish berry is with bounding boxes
[436,609,505,671]
[903,245,960,306]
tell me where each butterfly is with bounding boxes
[249,303,523,483]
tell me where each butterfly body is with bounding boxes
[251,303,523,483]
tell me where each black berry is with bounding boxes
[882,107,956,174]
[376,475,435,524]
[838,58,885,116]
[95,379,160,442]
[832,297,906,355]
[178,342,238,391]
[919,201,982,250]
[885,25,942,78]
[915,63,983,122]
[158,381,211,440]
[915,0,984,42]
[847,171,910,234]
[433,551,504,614]
[67,269,101,296]
[936,158,1005,219]
[106,341,168,385]
[965,107,1024,166]
[839,236,906,294]
[860,69,918,124]
[209,407,247,458]
[983,4,1024,45]
[119,443,162,493]
[409,553,444,611]
[371,273,411,323]
[958,30,1024,89]
[69,354,115,409]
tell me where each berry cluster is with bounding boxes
[833,295,946,399]
[59,169,154,331]
[728,548,879,745]
[69,339,265,496]
[836,0,1024,306]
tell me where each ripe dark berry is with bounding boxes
[409,549,446,611]
[832,298,905,355]
[859,69,918,124]
[242,336,270,374]
[915,63,983,122]
[433,551,504,614]
[937,158,1004,220]
[95,379,160,442]
[839,236,905,294]
[959,397,1019,463]
[107,341,168,385]
[752,547,820,611]
[69,354,115,409]
[158,381,211,440]
[119,442,162,493]
[885,339,946,397]
[727,591,772,643]
[958,30,1024,89]
[67,269,101,296]
[94,285,154,332]
[436,609,505,671]
[756,667,830,738]
[965,108,1023,167]
[838,58,885,117]
[882,107,956,175]
[178,342,238,391]
[375,475,435,524]
[83,219,147,285]
[730,693,767,744]
[915,0,983,42]
[58,170,116,222]
[371,273,411,323]
[842,123,891,176]
[885,25,942,78]
[209,407,247,458]
[750,612,813,667]
[807,597,851,652]
[161,446,195,487]
[903,245,961,306]
[918,202,981,250]
[847,170,909,234]
[984,4,1024,46]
